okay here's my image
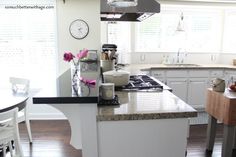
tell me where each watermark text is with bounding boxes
[5,5,54,10]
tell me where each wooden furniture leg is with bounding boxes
[233,127,236,149]
[222,125,234,157]
[206,115,217,153]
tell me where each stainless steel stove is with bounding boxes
[115,75,163,92]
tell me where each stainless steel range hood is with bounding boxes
[101,0,161,22]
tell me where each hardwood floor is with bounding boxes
[18,120,81,157]
[2,120,234,157]
[187,124,222,157]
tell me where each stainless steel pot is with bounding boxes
[103,70,130,86]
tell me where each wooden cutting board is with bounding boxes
[206,88,236,125]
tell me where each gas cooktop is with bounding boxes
[115,75,163,92]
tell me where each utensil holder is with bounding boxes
[101,60,115,72]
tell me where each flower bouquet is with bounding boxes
[63,49,96,96]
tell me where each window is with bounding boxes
[105,3,236,55]
[107,21,131,63]
[223,9,236,53]
[135,14,162,51]
[105,3,236,53]
[0,0,57,88]
[135,5,222,53]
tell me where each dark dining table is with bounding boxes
[0,89,28,156]
[0,89,29,113]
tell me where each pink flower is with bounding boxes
[63,52,75,62]
[80,77,96,87]
[77,49,88,60]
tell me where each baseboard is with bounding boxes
[189,111,208,125]
[29,113,67,120]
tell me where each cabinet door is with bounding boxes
[224,70,236,87]
[188,78,208,110]
[151,70,166,84]
[210,70,224,78]
[167,78,188,102]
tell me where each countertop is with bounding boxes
[33,69,98,104]
[33,65,197,121]
[97,90,197,121]
[123,64,236,74]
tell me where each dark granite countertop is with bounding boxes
[33,69,98,104]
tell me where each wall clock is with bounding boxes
[69,19,89,39]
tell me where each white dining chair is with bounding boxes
[9,77,33,143]
[0,107,24,157]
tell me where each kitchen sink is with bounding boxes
[164,64,201,67]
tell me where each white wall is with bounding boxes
[57,0,101,76]
[219,54,236,65]
[30,0,101,119]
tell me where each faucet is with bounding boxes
[176,48,186,64]
[176,48,181,64]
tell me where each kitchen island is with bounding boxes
[33,69,197,157]
[97,91,197,157]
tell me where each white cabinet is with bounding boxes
[151,70,166,84]
[188,70,209,109]
[167,78,188,102]
[151,69,210,110]
[188,78,209,109]
[150,68,227,110]
[166,70,188,77]
[139,70,150,75]
[209,70,224,78]
[224,70,236,86]
[166,70,188,102]
[209,70,224,86]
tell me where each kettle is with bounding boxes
[212,78,225,92]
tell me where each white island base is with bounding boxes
[98,118,188,157]
[35,90,196,157]
[48,103,98,157]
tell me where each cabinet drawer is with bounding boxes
[166,70,188,77]
[151,70,165,78]
[210,70,224,78]
[139,70,150,75]
[189,70,209,77]
[225,70,236,76]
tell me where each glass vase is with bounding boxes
[71,64,92,97]
[71,64,79,96]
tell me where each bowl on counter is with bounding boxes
[103,70,130,86]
